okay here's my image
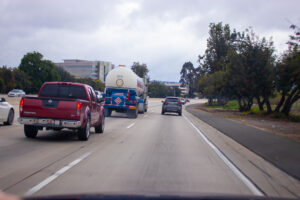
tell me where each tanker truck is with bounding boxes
[102,66,148,118]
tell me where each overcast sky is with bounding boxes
[0,0,299,81]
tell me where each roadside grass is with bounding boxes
[204,99,300,122]
[204,100,239,110]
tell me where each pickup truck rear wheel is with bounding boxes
[95,114,105,134]
[24,125,38,138]
[78,118,90,141]
[105,108,112,117]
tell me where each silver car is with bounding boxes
[161,97,182,116]
[8,89,25,97]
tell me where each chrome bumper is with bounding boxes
[18,117,81,128]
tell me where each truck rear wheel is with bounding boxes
[95,115,105,134]
[138,103,144,114]
[78,118,90,141]
[24,125,38,138]
[128,109,137,118]
[105,108,112,117]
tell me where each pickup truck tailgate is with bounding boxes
[22,97,81,120]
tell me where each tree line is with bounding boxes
[0,52,105,94]
[148,81,181,98]
[180,22,300,116]
[130,62,181,98]
[1,52,159,98]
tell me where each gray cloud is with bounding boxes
[0,0,299,81]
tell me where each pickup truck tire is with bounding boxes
[105,109,112,117]
[4,109,14,125]
[78,118,90,141]
[24,125,38,138]
[95,115,105,134]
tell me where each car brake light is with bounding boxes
[77,102,81,115]
[178,101,181,105]
[20,98,24,113]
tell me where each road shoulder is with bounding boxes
[183,106,300,198]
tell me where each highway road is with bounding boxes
[0,98,299,198]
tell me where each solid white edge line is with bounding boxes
[126,123,135,129]
[183,114,264,196]
[24,152,92,196]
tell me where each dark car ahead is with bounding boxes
[161,97,182,116]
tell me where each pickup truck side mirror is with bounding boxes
[98,98,104,103]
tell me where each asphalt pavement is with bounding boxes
[0,99,299,198]
[186,103,300,181]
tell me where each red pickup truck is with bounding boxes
[18,82,105,141]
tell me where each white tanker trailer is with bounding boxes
[103,66,148,118]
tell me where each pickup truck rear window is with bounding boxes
[40,84,87,99]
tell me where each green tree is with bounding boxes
[131,62,149,78]
[197,24,275,112]
[227,28,275,112]
[226,50,254,111]
[77,78,105,91]
[197,22,236,104]
[180,62,199,97]
[0,79,4,93]
[148,81,179,98]
[19,52,60,93]
[198,71,228,105]
[13,68,32,93]
[0,66,16,93]
[274,25,300,116]
[200,22,237,74]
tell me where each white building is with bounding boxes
[55,59,114,82]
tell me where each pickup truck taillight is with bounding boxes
[20,98,24,114]
[77,102,82,115]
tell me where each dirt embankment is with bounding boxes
[194,104,300,143]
